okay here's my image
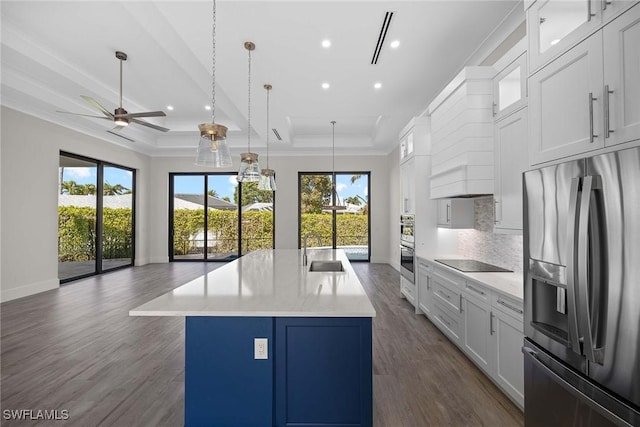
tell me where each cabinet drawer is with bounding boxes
[432,266,465,288]
[433,302,462,344]
[491,293,524,323]
[463,280,491,303]
[431,273,462,314]
[401,276,416,306]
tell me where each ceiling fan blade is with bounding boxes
[131,118,170,132]
[57,110,112,120]
[106,130,135,142]
[111,125,126,132]
[80,95,114,118]
[123,111,167,119]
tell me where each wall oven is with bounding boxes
[400,214,415,283]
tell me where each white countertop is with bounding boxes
[130,249,376,317]
[417,256,523,302]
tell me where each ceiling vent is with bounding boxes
[272,128,282,141]
[371,11,394,65]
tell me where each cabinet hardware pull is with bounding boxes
[587,0,596,21]
[489,312,495,335]
[467,284,485,296]
[497,299,524,314]
[604,85,614,138]
[589,92,598,143]
[492,102,497,117]
[446,203,451,223]
[493,199,499,224]
[459,294,463,313]
[602,0,612,10]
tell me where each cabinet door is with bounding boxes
[462,294,494,375]
[400,158,415,213]
[493,53,527,121]
[529,32,604,165]
[602,0,639,23]
[437,199,451,226]
[493,309,525,409]
[417,264,433,318]
[603,3,640,147]
[494,108,528,231]
[528,0,602,72]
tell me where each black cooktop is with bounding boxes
[435,259,512,273]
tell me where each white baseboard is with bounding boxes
[0,278,59,303]
[149,256,169,264]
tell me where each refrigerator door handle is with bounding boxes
[577,175,605,365]
[566,177,583,355]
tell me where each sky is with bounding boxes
[61,167,368,202]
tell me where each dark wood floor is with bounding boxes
[1,262,523,426]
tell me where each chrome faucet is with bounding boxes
[302,232,322,266]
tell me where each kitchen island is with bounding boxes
[130,249,376,427]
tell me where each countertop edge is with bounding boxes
[129,310,376,318]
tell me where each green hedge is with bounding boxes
[59,207,367,261]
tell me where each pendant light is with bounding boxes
[237,41,262,182]
[195,0,232,167]
[324,120,346,211]
[258,84,276,191]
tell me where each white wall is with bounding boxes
[0,107,151,302]
[148,153,391,264]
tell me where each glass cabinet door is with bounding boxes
[528,0,601,72]
[493,53,527,120]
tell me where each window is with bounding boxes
[169,173,274,261]
[298,172,370,261]
[58,152,135,282]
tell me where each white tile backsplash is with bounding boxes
[456,197,523,273]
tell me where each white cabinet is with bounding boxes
[437,199,475,228]
[494,107,528,232]
[528,32,604,165]
[462,291,493,375]
[527,0,602,72]
[603,3,640,146]
[493,53,527,121]
[416,262,525,409]
[400,157,415,213]
[417,260,434,318]
[493,298,525,409]
[400,117,430,163]
[400,276,416,307]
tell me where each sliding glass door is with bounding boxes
[298,172,370,261]
[58,152,135,283]
[169,173,273,261]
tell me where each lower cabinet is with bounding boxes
[400,275,416,307]
[185,316,373,427]
[416,258,525,410]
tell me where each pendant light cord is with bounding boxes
[247,47,252,153]
[211,0,217,123]
[266,87,270,169]
[331,120,336,174]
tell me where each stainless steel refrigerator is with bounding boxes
[523,146,640,427]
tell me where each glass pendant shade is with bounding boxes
[195,123,232,167]
[258,168,276,191]
[237,152,261,182]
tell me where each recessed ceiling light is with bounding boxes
[205,105,211,110]
[321,39,331,48]
[167,105,174,111]
[374,82,382,89]
[390,40,400,49]
[322,82,330,90]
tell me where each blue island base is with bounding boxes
[185,316,372,427]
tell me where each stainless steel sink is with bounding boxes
[308,260,345,272]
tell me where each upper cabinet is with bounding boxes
[400,157,415,214]
[399,117,430,164]
[527,0,638,74]
[603,3,640,146]
[429,67,495,199]
[493,53,527,121]
[528,2,640,165]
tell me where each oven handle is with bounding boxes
[399,245,414,253]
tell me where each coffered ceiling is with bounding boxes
[1,1,521,157]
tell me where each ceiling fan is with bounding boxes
[57,51,169,142]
